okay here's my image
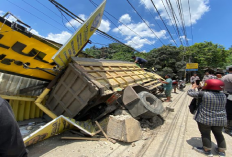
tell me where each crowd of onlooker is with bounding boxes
[160,68,232,157]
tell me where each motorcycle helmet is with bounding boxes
[202,79,224,91]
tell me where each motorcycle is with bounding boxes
[178,80,186,90]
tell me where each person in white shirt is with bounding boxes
[190,73,200,84]
[202,71,214,85]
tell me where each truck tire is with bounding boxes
[138,91,164,118]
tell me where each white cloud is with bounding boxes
[113,21,166,39]
[79,14,87,21]
[179,35,190,41]
[0,10,4,16]
[65,14,110,33]
[113,14,166,49]
[46,31,72,44]
[119,14,131,24]
[126,36,155,49]
[99,19,111,32]
[140,0,209,26]
[30,29,40,36]
[65,14,86,28]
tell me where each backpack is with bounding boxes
[189,91,204,114]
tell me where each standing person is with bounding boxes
[221,68,232,136]
[172,79,178,93]
[132,56,147,68]
[216,73,223,80]
[187,79,227,157]
[190,73,200,84]
[159,74,172,102]
[202,71,214,85]
[0,97,27,157]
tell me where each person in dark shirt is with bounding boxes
[132,56,147,68]
[0,97,27,157]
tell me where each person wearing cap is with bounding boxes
[187,79,227,157]
[221,67,232,136]
[132,56,147,68]
[0,96,27,157]
[159,74,172,102]
[190,73,200,84]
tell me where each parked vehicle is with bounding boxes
[178,80,186,90]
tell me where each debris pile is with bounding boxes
[106,115,142,142]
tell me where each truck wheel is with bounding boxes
[138,91,164,118]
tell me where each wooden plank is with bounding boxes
[61,137,107,141]
[95,121,116,144]
[144,80,159,86]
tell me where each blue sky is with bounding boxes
[0,0,231,52]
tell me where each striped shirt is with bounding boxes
[187,89,227,126]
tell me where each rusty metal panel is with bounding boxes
[0,72,48,96]
[71,57,163,95]
[46,64,99,118]
[7,97,44,121]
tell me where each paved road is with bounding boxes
[27,86,232,157]
[138,86,232,157]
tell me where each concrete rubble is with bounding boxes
[106,115,142,142]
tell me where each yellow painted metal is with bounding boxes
[0,17,60,80]
[52,0,106,68]
[23,115,109,147]
[72,58,163,94]
[34,88,57,119]
[2,95,44,121]
[0,95,36,101]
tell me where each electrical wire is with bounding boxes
[89,0,153,50]
[57,8,75,32]
[49,0,141,53]
[160,0,182,44]
[21,0,75,33]
[187,0,193,44]
[150,0,178,46]
[141,0,166,31]
[126,0,165,45]
[89,0,156,48]
[175,0,189,46]
[165,0,184,45]
[35,0,61,18]
[6,0,64,32]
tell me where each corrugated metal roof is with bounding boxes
[0,72,48,96]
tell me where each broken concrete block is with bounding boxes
[106,115,142,142]
[114,109,131,116]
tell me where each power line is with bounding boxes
[165,0,184,46]
[140,0,164,32]
[21,0,74,33]
[6,0,64,32]
[89,0,153,51]
[150,0,178,47]
[126,0,165,45]
[35,0,61,18]
[35,0,75,33]
[90,0,156,48]
[57,8,75,32]
[49,0,141,53]
[187,0,193,44]
[175,0,189,46]
[160,0,179,37]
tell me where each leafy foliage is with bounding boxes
[83,41,231,78]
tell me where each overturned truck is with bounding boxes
[46,57,164,121]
